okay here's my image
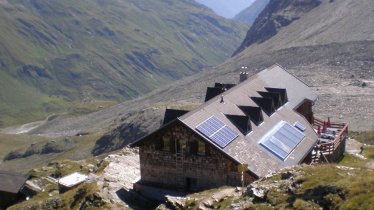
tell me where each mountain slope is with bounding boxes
[234,0,374,56]
[234,0,270,25]
[233,0,322,55]
[0,0,247,126]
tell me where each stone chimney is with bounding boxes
[239,67,249,83]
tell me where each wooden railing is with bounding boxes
[313,118,324,129]
[313,117,348,155]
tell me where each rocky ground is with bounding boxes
[95,148,140,207]
[157,137,374,210]
[7,134,374,209]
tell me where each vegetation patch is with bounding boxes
[350,131,374,145]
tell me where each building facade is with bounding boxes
[132,65,322,191]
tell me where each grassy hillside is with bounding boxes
[179,151,374,209]
[0,0,247,126]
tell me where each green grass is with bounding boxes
[0,133,50,160]
[338,153,367,168]
[9,182,105,210]
[235,144,374,210]
[0,132,104,173]
[350,131,374,145]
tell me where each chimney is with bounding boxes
[239,67,249,83]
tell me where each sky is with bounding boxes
[195,0,256,18]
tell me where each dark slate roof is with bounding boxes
[132,64,318,177]
[163,109,189,125]
[0,171,29,194]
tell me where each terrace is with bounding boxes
[311,117,348,163]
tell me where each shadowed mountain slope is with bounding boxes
[234,0,374,56]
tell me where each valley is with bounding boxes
[0,0,246,127]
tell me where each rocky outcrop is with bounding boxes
[91,107,163,156]
[233,0,321,55]
[91,122,147,156]
[3,138,76,161]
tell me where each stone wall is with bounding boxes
[138,123,256,191]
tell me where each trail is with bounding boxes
[1,120,45,134]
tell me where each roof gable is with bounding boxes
[0,171,28,194]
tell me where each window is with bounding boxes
[162,136,170,151]
[189,141,198,154]
[197,141,206,155]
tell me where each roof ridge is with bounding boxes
[273,63,312,89]
[178,66,268,120]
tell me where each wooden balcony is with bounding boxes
[311,117,348,163]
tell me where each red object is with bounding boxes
[323,121,327,133]
[317,125,321,135]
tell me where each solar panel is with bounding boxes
[260,121,305,160]
[294,121,306,132]
[196,116,238,148]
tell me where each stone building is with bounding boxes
[0,171,29,208]
[131,64,322,192]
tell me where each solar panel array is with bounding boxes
[196,116,238,148]
[260,122,305,160]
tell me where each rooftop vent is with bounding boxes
[238,105,264,126]
[225,114,251,135]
